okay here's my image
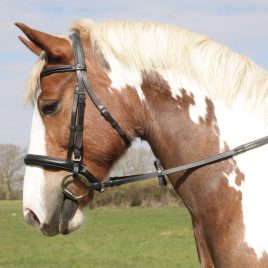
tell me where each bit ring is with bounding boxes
[61,173,89,200]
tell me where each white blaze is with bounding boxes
[23,100,47,223]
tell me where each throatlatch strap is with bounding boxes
[82,77,131,147]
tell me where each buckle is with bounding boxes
[154,159,167,186]
[72,154,81,162]
[75,64,86,71]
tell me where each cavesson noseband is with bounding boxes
[24,32,268,201]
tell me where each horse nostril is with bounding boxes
[24,209,41,229]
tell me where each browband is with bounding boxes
[41,64,87,77]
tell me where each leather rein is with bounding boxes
[24,32,268,201]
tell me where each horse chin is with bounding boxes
[38,198,84,236]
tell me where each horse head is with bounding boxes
[16,22,142,235]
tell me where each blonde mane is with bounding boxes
[26,20,268,118]
[72,20,268,115]
[24,51,46,103]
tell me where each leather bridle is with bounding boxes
[25,32,131,200]
[24,32,268,201]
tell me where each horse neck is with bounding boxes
[138,70,268,266]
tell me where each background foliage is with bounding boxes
[0,144,25,200]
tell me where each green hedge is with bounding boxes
[92,180,182,208]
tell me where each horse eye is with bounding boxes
[41,101,59,115]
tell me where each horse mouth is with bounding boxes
[59,198,81,235]
[36,198,84,236]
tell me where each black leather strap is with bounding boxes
[82,76,131,147]
[24,154,99,183]
[41,64,86,77]
[25,154,74,171]
[67,85,79,160]
[84,135,268,191]
[69,33,87,175]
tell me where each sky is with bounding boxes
[1,0,268,148]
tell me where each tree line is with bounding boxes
[0,144,25,200]
[0,143,181,207]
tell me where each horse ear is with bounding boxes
[15,22,72,61]
[17,35,42,56]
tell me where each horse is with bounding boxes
[16,20,268,267]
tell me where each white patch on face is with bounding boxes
[23,99,47,223]
[106,55,145,102]
[215,96,268,259]
[159,71,208,124]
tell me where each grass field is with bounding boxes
[0,201,199,268]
